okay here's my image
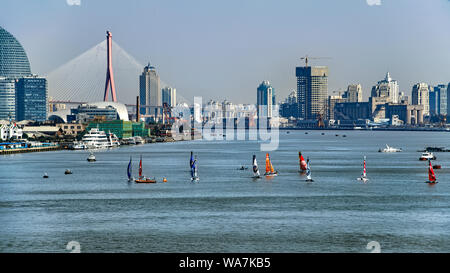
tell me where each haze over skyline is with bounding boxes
[1,0,450,104]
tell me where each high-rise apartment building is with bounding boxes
[257,80,275,118]
[296,66,328,120]
[412,82,430,116]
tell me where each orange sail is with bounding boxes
[299,152,307,171]
[270,161,275,173]
[265,153,271,173]
[429,160,436,182]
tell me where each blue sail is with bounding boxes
[127,157,132,180]
[191,160,196,178]
[190,151,194,168]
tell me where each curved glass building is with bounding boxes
[0,26,31,77]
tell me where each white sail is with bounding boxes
[252,155,260,177]
[306,160,312,180]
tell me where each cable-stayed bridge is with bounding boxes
[46,38,189,107]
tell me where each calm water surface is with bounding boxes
[1,130,450,252]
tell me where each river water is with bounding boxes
[1,130,450,252]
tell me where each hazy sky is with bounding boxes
[1,0,450,104]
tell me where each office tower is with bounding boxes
[412,83,430,116]
[0,77,16,120]
[15,76,48,121]
[257,80,275,118]
[162,86,177,107]
[139,63,161,116]
[345,84,362,102]
[0,26,32,78]
[371,72,399,103]
[296,66,328,120]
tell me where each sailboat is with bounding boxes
[264,153,278,177]
[191,155,199,181]
[426,160,438,184]
[305,158,313,182]
[299,152,307,173]
[252,155,261,178]
[127,156,133,182]
[135,155,156,183]
[357,156,369,182]
[190,151,194,169]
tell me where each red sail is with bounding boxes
[428,160,436,182]
[139,155,143,177]
[299,152,307,171]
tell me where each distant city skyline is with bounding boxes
[1,0,450,104]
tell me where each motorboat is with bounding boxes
[419,152,436,161]
[379,144,402,153]
[87,152,96,162]
[65,169,73,175]
[43,173,49,178]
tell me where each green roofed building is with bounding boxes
[86,120,150,139]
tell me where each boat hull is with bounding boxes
[135,179,156,183]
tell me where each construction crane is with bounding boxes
[300,55,332,67]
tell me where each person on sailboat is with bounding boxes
[252,155,261,178]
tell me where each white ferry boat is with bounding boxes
[80,128,119,149]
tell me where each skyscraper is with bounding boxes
[371,72,399,103]
[15,76,48,121]
[0,77,16,120]
[412,82,430,116]
[139,63,161,116]
[345,84,362,102]
[296,66,328,120]
[0,26,31,78]
[433,84,447,116]
[162,86,176,107]
[257,80,275,118]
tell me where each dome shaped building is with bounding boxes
[0,26,31,77]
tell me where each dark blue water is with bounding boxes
[1,130,450,252]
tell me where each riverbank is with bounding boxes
[0,144,61,155]
[280,126,450,132]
